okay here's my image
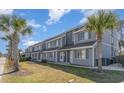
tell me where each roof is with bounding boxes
[42,40,96,51]
[60,40,96,49]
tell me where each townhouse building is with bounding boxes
[25,25,121,67]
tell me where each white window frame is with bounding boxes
[85,32,89,40]
[74,49,86,60]
[73,31,90,43]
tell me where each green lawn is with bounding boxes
[2,61,124,83]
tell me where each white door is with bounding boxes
[60,52,64,62]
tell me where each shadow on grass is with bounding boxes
[0,70,17,76]
[36,62,124,83]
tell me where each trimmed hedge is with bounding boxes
[41,59,48,63]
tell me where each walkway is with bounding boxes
[103,63,124,72]
[0,57,6,82]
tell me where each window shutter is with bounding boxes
[86,49,89,58]
[72,33,74,41]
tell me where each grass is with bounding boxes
[2,61,124,83]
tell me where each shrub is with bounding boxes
[41,59,48,63]
[120,61,124,67]
[20,57,31,62]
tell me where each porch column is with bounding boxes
[92,48,95,67]
[56,51,58,63]
[46,53,47,60]
[66,51,68,63]
[70,50,74,64]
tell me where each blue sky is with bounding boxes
[0,9,124,53]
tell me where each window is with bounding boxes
[77,31,84,41]
[47,43,50,48]
[48,52,54,58]
[88,32,91,39]
[74,31,91,42]
[58,38,62,47]
[72,33,74,41]
[40,45,42,50]
[51,40,57,47]
[47,40,58,48]
[85,32,89,40]
[74,49,86,59]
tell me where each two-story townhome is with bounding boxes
[25,25,120,67]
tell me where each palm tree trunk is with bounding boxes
[13,39,19,71]
[10,36,19,71]
[97,39,102,72]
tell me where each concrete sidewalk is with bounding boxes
[102,63,124,72]
[48,62,124,72]
[0,57,6,82]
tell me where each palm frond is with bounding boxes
[84,10,119,33]
[21,26,32,36]
[0,15,10,32]
[12,16,26,32]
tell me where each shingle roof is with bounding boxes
[41,40,96,52]
[60,40,96,49]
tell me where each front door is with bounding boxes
[60,52,65,62]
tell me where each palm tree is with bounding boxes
[84,10,119,71]
[0,15,32,71]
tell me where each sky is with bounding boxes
[0,9,124,53]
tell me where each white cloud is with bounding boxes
[0,9,14,15]
[27,19,41,28]
[79,9,98,24]
[46,9,71,25]
[79,17,87,24]
[42,26,47,32]
[84,10,98,17]
[23,39,38,47]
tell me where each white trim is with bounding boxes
[42,50,58,53]
[27,42,97,53]
[45,35,65,43]
[58,46,94,51]
[74,39,95,44]
[73,29,84,34]
[70,50,73,63]
[93,42,97,47]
